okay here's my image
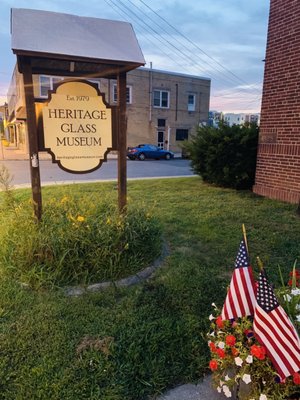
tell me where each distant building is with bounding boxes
[0,103,9,140]
[6,66,210,154]
[223,113,260,127]
[208,111,260,128]
[208,111,223,128]
[253,0,300,204]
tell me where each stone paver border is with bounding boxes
[65,240,170,296]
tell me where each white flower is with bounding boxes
[217,386,222,393]
[209,314,215,321]
[246,355,253,364]
[296,304,300,311]
[259,395,268,400]
[218,341,225,349]
[209,331,215,337]
[291,288,300,296]
[223,385,232,398]
[242,374,252,384]
[224,374,230,381]
[212,302,217,308]
[234,357,243,366]
[296,315,300,322]
[283,294,292,302]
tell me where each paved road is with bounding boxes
[0,158,195,186]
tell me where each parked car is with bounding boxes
[127,144,174,160]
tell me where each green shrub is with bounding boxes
[0,191,162,288]
[183,122,259,189]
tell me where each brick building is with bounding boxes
[253,0,300,204]
[6,67,210,155]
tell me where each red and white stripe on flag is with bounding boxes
[221,265,256,320]
[253,270,300,379]
[221,238,256,320]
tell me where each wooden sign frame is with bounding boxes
[19,56,128,220]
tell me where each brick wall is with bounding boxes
[253,0,300,204]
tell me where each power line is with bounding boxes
[104,0,262,105]
[126,0,260,92]
[137,0,261,93]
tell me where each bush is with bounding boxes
[183,122,259,189]
[0,190,162,288]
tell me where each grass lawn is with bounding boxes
[0,177,299,399]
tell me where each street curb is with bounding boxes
[12,175,197,190]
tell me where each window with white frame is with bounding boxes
[39,76,100,98]
[153,90,170,108]
[39,76,64,97]
[113,84,132,104]
[188,94,196,112]
[87,80,100,89]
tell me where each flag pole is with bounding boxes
[242,224,249,254]
[256,256,264,271]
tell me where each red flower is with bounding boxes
[225,335,236,347]
[216,316,224,328]
[251,344,267,360]
[288,270,300,286]
[231,347,239,356]
[216,348,226,359]
[293,372,300,385]
[288,279,299,287]
[209,359,218,371]
[209,342,217,352]
[289,269,300,277]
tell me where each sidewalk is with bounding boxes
[0,144,182,161]
[0,144,51,161]
[156,376,228,400]
[0,144,58,161]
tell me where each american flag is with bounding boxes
[253,269,300,379]
[221,238,256,320]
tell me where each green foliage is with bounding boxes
[183,122,259,189]
[0,189,162,288]
[0,178,299,399]
[0,165,15,209]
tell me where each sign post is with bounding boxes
[22,57,42,220]
[117,72,127,212]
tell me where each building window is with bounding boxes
[157,119,166,127]
[153,90,169,108]
[39,75,64,97]
[176,129,189,141]
[39,76,100,98]
[188,94,196,112]
[113,84,132,104]
[87,80,100,89]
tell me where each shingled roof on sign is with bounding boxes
[11,8,145,68]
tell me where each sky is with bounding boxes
[0,0,270,113]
